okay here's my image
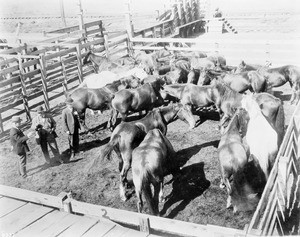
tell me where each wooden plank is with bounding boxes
[45,47,76,61]
[70,199,209,236]
[0,184,63,208]
[1,83,21,94]
[40,30,85,43]
[108,31,127,40]
[80,38,104,50]
[0,197,27,218]
[0,58,18,67]
[0,203,54,234]
[81,221,116,237]
[86,28,102,36]
[16,210,83,237]
[120,229,149,237]
[14,210,69,236]
[0,88,22,101]
[58,217,99,237]
[0,75,20,88]
[0,99,23,115]
[84,20,102,28]
[22,59,39,68]
[0,65,19,76]
[108,38,127,48]
[0,46,26,54]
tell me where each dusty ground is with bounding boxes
[0,79,296,230]
[0,11,299,231]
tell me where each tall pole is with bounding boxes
[77,0,86,38]
[124,0,134,38]
[60,0,67,27]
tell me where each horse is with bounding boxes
[67,87,115,131]
[187,69,200,84]
[241,94,278,180]
[83,51,119,72]
[97,103,194,201]
[77,70,142,89]
[132,128,177,215]
[235,60,266,73]
[218,108,250,212]
[197,69,267,93]
[258,65,300,104]
[110,79,166,127]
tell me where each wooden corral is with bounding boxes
[0,20,130,133]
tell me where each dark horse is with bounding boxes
[83,51,118,73]
[67,78,139,130]
[132,128,177,215]
[95,103,194,201]
[258,65,300,104]
[110,79,165,127]
[218,108,250,212]
[198,69,267,94]
[177,79,285,145]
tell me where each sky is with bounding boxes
[0,0,299,17]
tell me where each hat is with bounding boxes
[12,116,22,123]
[66,97,74,104]
[36,106,45,113]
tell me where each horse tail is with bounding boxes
[275,101,285,147]
[83,51,92,65]
[100,134,120,161]
[140,167,157,215]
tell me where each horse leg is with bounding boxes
[153,182,161,216]
[110,109,119,130]
[119,151,131,201]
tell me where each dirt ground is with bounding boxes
[0,12,299,231]
[0,79,296,230]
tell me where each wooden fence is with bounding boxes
[0,20,130,133]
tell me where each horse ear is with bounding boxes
[241,60,245,66]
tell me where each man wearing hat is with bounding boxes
[10,116,34,178]
[31,105,63,164]
[62,98,80,159]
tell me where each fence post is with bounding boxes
[18,55,31,121]
[38,54,50,111]
[75,45,83,83]
[61,58,68,90]
[0,113,3,133]
[103,33,109,58]
[124,0,134,38]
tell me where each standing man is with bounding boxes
[31,105,63,164]
[10,116,34,178]
[62,98,80,159]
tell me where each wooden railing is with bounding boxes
[0,184,246,237]
[247,101,300,236]
[0,22,130,133]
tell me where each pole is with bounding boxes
[77,0,86,38]
[60,0,67,27]
[124,0,134,38]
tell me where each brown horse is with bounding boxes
[235,60,266,73]
[198,69,267,93]
[110,79,165,127]
[218,108,250,212]
[132,128,177,215]
[187,69,200,84]
[97,103,194,201]
[68,78,140,130]
[259,65,300,104]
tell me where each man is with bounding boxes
[62,98,80,159]
[31,105,63,164]
[213,8,222,18]
[10,116,34,178]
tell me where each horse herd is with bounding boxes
[64,48,299,216]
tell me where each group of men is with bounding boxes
[9,97,80,178]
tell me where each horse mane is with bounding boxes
[213,79,240,102]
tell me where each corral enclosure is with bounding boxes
[0,0,300,236]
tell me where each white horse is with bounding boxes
[78,67,148,89]
[241,94,278,180]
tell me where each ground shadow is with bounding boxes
[160,162,210,218]
[176,140,219,168]
[193,108,220,126]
